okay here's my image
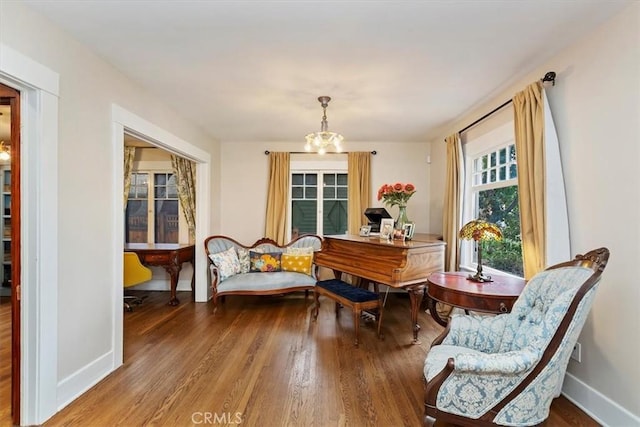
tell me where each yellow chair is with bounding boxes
[123,252,152,311]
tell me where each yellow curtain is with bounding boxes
[513,81,546,279]
[347,152,371,234]
[443,133,463,271]
[170,155,197,243]
[264,152,290,245]
[123,146,136,207]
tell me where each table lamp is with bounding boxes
[459,219,503,282]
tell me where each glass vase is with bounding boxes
[395,205,410,230]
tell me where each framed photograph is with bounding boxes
[379,218,394,240]
[359,225,371,237]
[402,222,415,240]
[393,228,406,241]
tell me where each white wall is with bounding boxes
[220,141,432,243]
[429,3,640,424]
[0,0,220,420]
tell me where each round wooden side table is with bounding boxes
[426,271,526,326]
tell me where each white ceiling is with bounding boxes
[22,0,631,143]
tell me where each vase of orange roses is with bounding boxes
[377,182,416,230]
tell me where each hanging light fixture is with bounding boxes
[0,141,9,161]
[304,96,344,155]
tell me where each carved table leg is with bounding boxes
[190,260,195,301]
[406,284,425,345]
[164,263,182,306]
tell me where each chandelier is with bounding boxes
[304,96,344,155]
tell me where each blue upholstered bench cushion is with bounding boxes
[316,279,379,303]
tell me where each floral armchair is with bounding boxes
[423,247,609,426]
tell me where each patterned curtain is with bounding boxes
[347,152,371,234]
[264,152,290,245]
[123,146,136,207]
[443,133,463,272]
[513,81,546,279]
[170,155,197,243]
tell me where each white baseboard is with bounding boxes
[57,350,115,411]
[562,372,640,426]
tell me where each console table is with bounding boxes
[124,243,195,306]
[426,271,526,326]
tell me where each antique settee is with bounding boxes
[204,234,322,309]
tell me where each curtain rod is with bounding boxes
[264,150,377,155]
[453,71,556,137]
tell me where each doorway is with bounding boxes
[0,82,21,426]
[111,105,211,369]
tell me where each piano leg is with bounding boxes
[406,284,426,344]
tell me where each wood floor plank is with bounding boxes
[0,291,600,426]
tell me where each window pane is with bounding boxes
[337,187,348,199]
[509,145,517,161]
[323,186,335,199]
[155,174,166,186]
[155,200,179,243]
[499,166,506,181]
[291,200,317,235]
[323,200,348,235]
[490,152,496,167]
[305,174,317,185]
[482,171,487,184]
[509,164,518,179]
[292,187,303,199]
[476,185,523,277]
[499,148,507,164]
[337,174,348,185]
[155,187,166,198]
[137,183,148,198]
[305,187,317,199]
[490,169,496,182]
[292,174,303,185]
[125,200,148,243]
[324,174,335,185]
[136,174,148,186]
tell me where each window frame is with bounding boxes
[289,158,348,240]
[461,120,523,278]
[126,168,187,244]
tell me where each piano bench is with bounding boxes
[312,279,384,347]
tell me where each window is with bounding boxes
[291,171,348,238]
[126,171,180,243]
[462,120,524,277]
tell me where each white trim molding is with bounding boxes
[111,104,212,370]
[0,43,60,425]
[563,373,640,427]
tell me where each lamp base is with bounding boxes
[467,272,493,283]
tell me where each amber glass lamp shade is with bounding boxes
[459,219,503,282]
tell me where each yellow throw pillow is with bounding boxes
[281,254,313,275]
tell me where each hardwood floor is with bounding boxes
[0,296,11,426]
[1,292,598,426]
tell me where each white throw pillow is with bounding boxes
[208,246,241,281]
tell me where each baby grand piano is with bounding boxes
[313,233,445,344]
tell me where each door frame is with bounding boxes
[111,105,211,367]
[0,44,60,424]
